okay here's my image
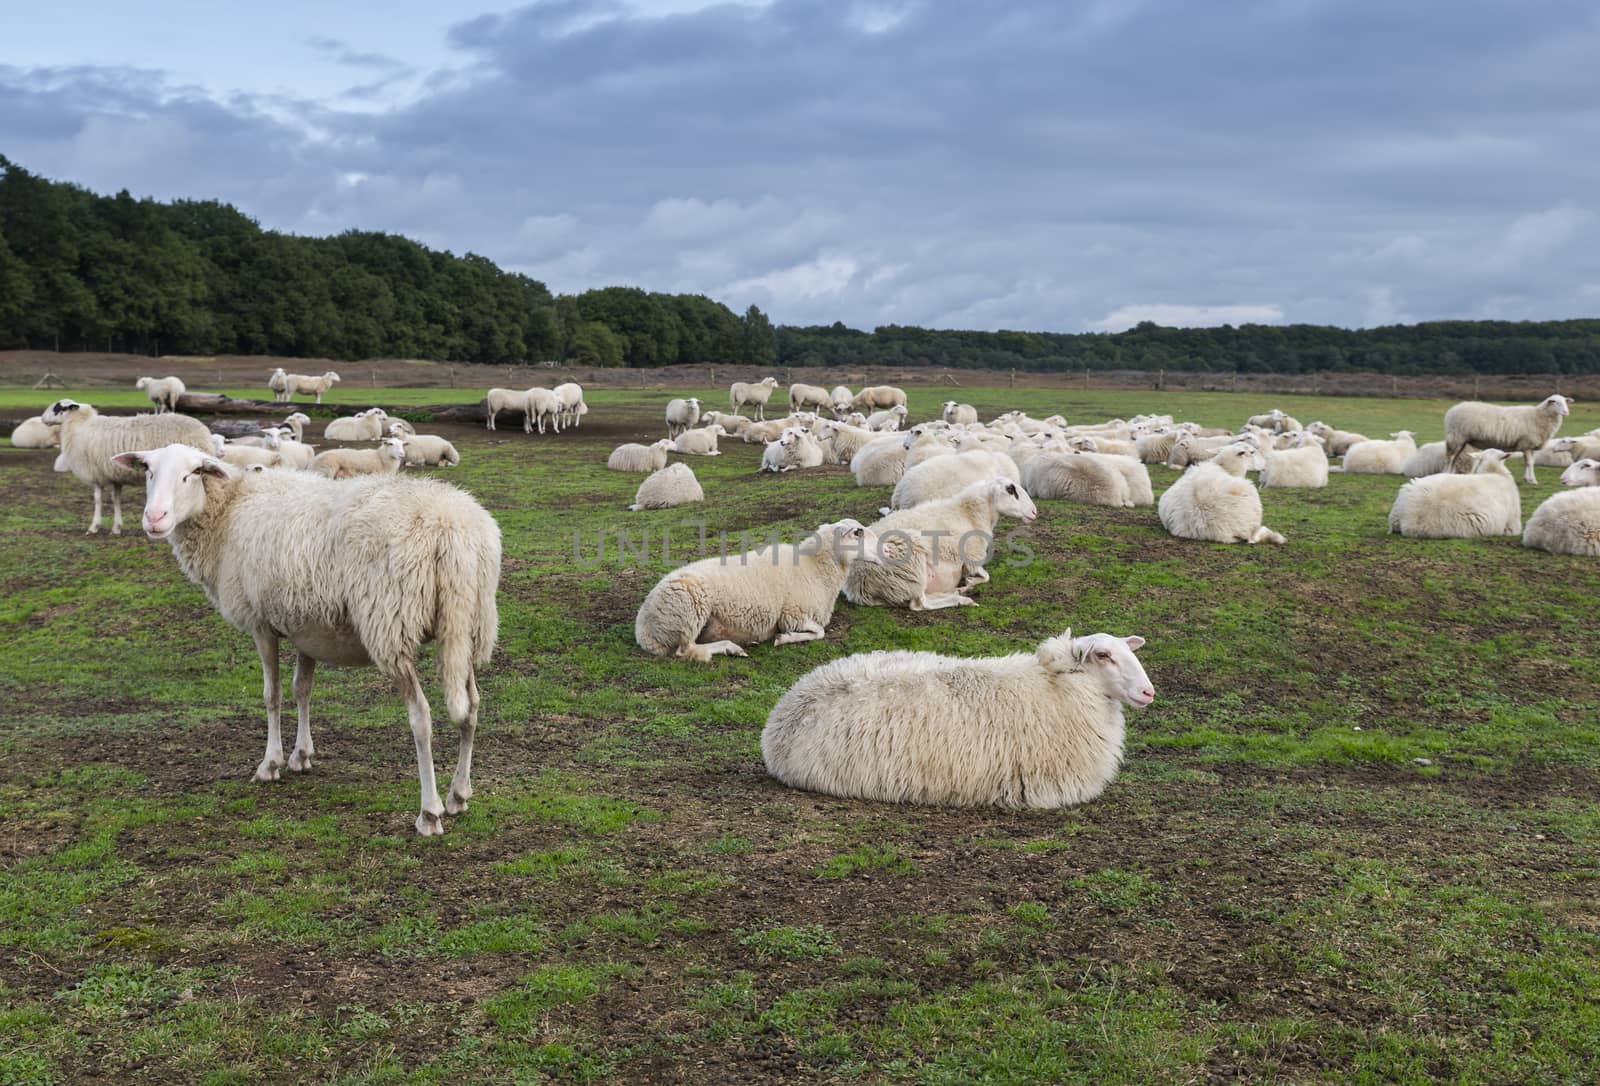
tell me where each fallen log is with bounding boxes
[174,392,286,415]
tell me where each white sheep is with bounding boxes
[1135,430,1179,465]
[1305,421,1368,456]
[761,628,1153,808]
[136,375,186,413]
[634,519,882,662]
[852,385,907,411]
[268,367,289,402]
[484,388,527,431]
[1159,445,1285,544]
[279,412,311,442]
[284,371,341,403]
[553,382,587,428]
[903,425,956,469]
[1340,431,1417,474]
[730,377,781,419]
[890,449,1021,510]
[1165,432,1247,468]
[788,382,833,413]
[1522,460,1600,556]
[608,439,675,473]
[666,397,702,438]
[43,399,213,534]
[829,386,854,418]
[1388,449,1521,539]
[10,416,59,448]
[310,437,406,479]
[761,428,825,473]
[524,387,563,434]
[265,432,318,471]
[673,423,726,456]
[1400,441,1450,478]
[1079,451,1154,505]
[324,408,389,441]
[113,442,499,836]
[398,433,461,467]
[846,478,1038,610]
[942,401,979,425]
[1444,395,1572,483]
[1020,451,1132,507]
[740,417,789,444]
[866,404,909,432]
[217,441,284,471]
[1260,440,1329,489]
[1067,434,1138,459]
[813,421,878,465]
[851,434,910,486]
[629,462,704,510]
[700,410,750,436]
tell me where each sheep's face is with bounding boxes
[653,438,674,450]
[43,399,85,424]
[209,434,227,455]
[991,479,1038,523]
[113,444,231,540]
[1560,458,1600,486]
[326,373,341,383]
[1068,436,1097,452]
[818,518,882,566]
[1542,395,1573,416]
[286,413,309,426]
[379,437,406,461]
[1215,445,1265,475]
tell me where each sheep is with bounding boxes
[136,375,186,414]
[1340,431,1417,475]
[310,437,406,480]
[1305,421,1368,456]
[1399,441,1449,478]
[731,377,781,419]
[1444,395,1572,483]
[1387,449,1521,539]
[788,382,833,413]
[904,426,957,469]
[760,627,1153,808]
[484,388,528,431]
[942,401,979,425]
[813,421,878,466]
[634,518,882,662]
[629,462,704,510]
[217,442,284,471]
[1260,440,1329,489]
[1245,408,1303,434]
[891,450,1021,510]
[1166,432,1247,468]
[1135,430,1180,465]
[666,397,702,438]
[229,425,288,449]
[398,433,461,468]
[112,442,499,835]
[553,382,587,428]
[608,439,675,473]
[846,478,1038,609]
[268,367,289,402]
[761,428,825,473]
[265,433,317,471]
[522,387,563,434]
[1020,451,1132,507]
[700,410,750,436]
[852,385,907,411]
[10,416,59,448]
[673,423,727,456]
[43,399,214,534]
[1067,434,1138,459]
[829,386,854,417]
[866,405,909,432]
[278,412,311,442]
[1521,459,1600,557]
[851,434,910,486]
[386,418,417,437]
[1159,445,1285,544]
[1077,451,1154,505]
[741,418,789,444]
[323,409,388,441]
[1531,438,1577,468]
[284,371,342,403]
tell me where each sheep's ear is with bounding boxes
[1124,636,1146,652]
[195,457,230,479]
[111,451,147,472]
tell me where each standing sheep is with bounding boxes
[666,397,702,438]
[484,388,528,431]
[761,628,1153,808]
[553,382,587,428]
[629,462,704,510]
[608,439,675,473]
[524,387,563,434]
[1444,395,1572,483]
[1523,459,1600,557]
[310,437,406,480]
[285,372,342,403]
[634,519,882,662]
[112,443,499,836]
[1341,432,1417,475]
[731,377,781,419]
[852,385,907,411]
[1159,445,1285,545]
[829,386,854,418]
[788,382,833,413]
[268,367,289,402]
[10,416,59,448]
[1387,449,1521,539]
[942,402,979,425]
[43,399,214,534]
[136,375,186,414]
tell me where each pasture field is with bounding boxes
[1,386,1598,1084]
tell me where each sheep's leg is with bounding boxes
[1522,453,1537,486]
[87,484,103,534]
[253,632,285,782]
[109,484,123,535]
[396,665,446,835]
[913,591,976,610]
[680,639,748,662]
[445,670,478,816]
[287,653,316,772]
[774,620,826,646]
[959,564,990,588]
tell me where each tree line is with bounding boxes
[3,155,1598,375]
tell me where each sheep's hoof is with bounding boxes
[415,810,446,836]
[446,790,470,815]
[254,759,282,782]
[287,748,314,772]
[86,526,100,535]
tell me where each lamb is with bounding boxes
[1340,431,1417,475]
[310,437,406,480]
[760,627,1153,808]
[484,388,528,431]
[43,399,214,534]
[942,401,979,425]
[891,450,1021,510]
[1305,422,1368,456]
[10,416,59,448]
[731,377,781,419]
[866,405,909,432]
[1522,460,1600,557]
[398,433,461,468]
[112,442,499,836]
[829,386,854,418]
[523,387,563,434]
[761,428,825,473]
[323,409,389,441]
[1400,441,1450,478]
[673,423,727,456]
[788,382,833,413]
[1259,440,1329,489]
[268,367,289,402]
[284,371,342,403]
[1444,395,1572,483]
[851,434,911,486]
[666,397,702,438]
[846,478,1038,610]
[136,375,186,414]
[607,439,675,473]
[629,462,704,510]
[1158,445,1285,544]
[813,421,878,465]
[1020,451,1132,507]
[852,385,907,411]
[1387,449,1520,538]
[634,519,882,662]
[553,382,587,428]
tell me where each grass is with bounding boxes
[1,383,1597,1082]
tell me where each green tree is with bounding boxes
[740,304,777,366]
[572,321,624,367]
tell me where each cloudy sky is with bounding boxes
[4,0,1600,332]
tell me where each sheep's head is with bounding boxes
[112,444,232,539]
[326,372,342,383]
[388,421,408,437]
[1471,448,1512,474]
[1214,444,1265,475]
[652,438,674,450]
[687,397,700,407]
[135,377,151,390]
[43,399,86,424]
[209,434,227,455]
[379,437,406,461]
[285,412,309,426]
[1390,430,1416,442]
[1035,629,1154,707]
[1560,458,1600,486]
[1067,436,1098,452]
[1541,394,1573,416]
[813,518,882,566]
[987,478,1038,522]
[763,377,778,387]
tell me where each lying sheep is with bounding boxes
[813,421,878,466]
[853,385,907,411]
[1079,451,1153,505]
[666,397,702,438]
[1166,432,1243,469]
[788,382,833,413]
[284,371,341,403]
[1020,451,1131,507]
[761,628,1153,808]
[700,410,750,436]
[761,428,825,473]
[1341,431,1417,474]
[310,437,406,479]
[10,416,59,448]
[891,449,1021,510]
[324,409,389,441]
[608,439,675,473]
[43,399,214,534]
[1444,395,1572,483]
[399,433,461,467]
[1305,421,1368,456]
[867,405,910,432]
[136,375,186,413]
[846,478,1037,610]
[1135,430,1180,465]
[1388,449,1521,539]
[113,443,499,836]
[1159,445,1285,544]
[943,401,979,425]
[1260,440,1329,489]
[266,433,317,471]
[904,426,956,469]
[215,439,284,471]
[630,462,704,510]
[731,377,781,419]
[741,417,789,444]
[851,434,910,486]
[1400,441,1450,478]
[278,412,311,442]
[1068,434,1138,459]
[1523,459,1600,556]
[635,519,881,662]
[674,423,726,456]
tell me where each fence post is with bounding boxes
[1473,374,1479,398]
[1232,371,1238,393]
[1009,368,1015,388]
[1392,375,1398,396]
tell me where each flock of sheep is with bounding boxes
[8,369,1597,833]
